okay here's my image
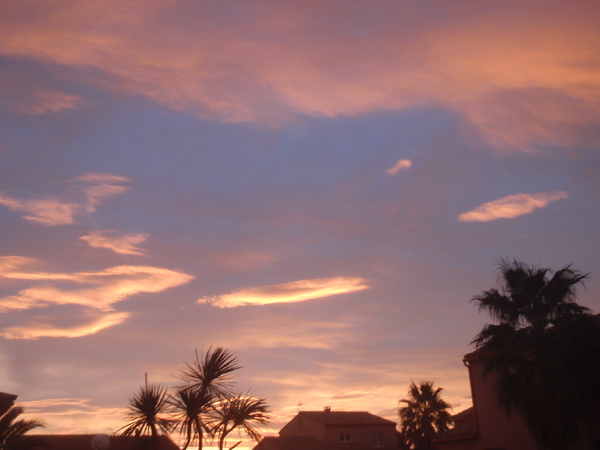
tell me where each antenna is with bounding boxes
[145,372,148,389]
[297,401,303,412]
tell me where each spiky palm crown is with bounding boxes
[471,260,600,449]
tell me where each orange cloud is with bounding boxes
[0,311,131,340]
[0,173,130,226]
[0,258,195,312]
[0,256,194,338]
[386,159,412,175]
[21,398,126,434]
[200,277,368,308]
[0,2,598,149]
[458,191,569,222]
[80,230,149,256]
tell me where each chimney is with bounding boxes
[324,406,331,412]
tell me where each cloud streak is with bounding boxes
[386,159,412,175]
[0,256,194,338]
[80,230,149,256]
[458,191,569,222]
[1,311,131,340]
[199,277,368,308]
[0,174,130,226]
[0,258,195,311]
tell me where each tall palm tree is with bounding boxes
[398,381,452,450]
[173,347,241,450]
[212,394,269,450]
[472,259,600,449]
[119,382,174,449]
[0,406,44,450]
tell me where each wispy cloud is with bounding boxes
[199,277,368,308]
[331,390,371,400]
[0,173,130,226]
[0,256,194,338]
[80,230,149,256]
[458,191,569,222]
[21,398,125,434]
[0,67,81,115]
[386,159,412,175]
[0,311,131,340]
[17,90,81,115]
[1,3,599,148]
[0,258,195,312]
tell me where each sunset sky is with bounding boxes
[1,1,600,448]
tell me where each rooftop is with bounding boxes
[291,410,396,427]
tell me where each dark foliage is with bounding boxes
[398,381,453,450]
[471,259,600,449]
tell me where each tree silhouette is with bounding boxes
[213,394,269,450]
[180,347,240,399]
[119,347,269,450]
[0,406,44,450]
[170,386,214,450]
[173,347,241,450]
[398,381,452,450]
[119,383,174,449]
[471,259,600,449]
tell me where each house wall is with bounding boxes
[323,424,397,449]
[467,357,538,450]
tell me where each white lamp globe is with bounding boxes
[91,434,110,450]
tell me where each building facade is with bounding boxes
[433,352,600,450]
[254,408,398,450]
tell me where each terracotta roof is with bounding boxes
[253,435,375,450]
[432,407,477,443]
[11,434,181,450]
[292,411,396,427]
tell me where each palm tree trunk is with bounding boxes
[195,417,203,450]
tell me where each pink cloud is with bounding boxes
[458,191,569,222]
[0,173,130,226]
[199,276,368,308]
[0,2,598,149]
[0,311,131,340]
[0,256,194,338]
[80,230,149,256]
[386,159,412,175]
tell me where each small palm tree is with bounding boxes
[472,259,600,449]
[173,347,241,450]
[213,394,269,450]
[170,386,214,450]
[119,383,174,449]
[0,406,44,450]
[398,381,452,450]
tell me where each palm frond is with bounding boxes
[0,406,44,448]
[180,347,241,398]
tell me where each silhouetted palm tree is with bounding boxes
[119,383,174,449]
[170,386,214,450]
[213,394,269,450]
[173,347,241,450]
[398,381,452,450]
[472,259,600,449]
[0,406,44,450]
[180,347,240,399]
